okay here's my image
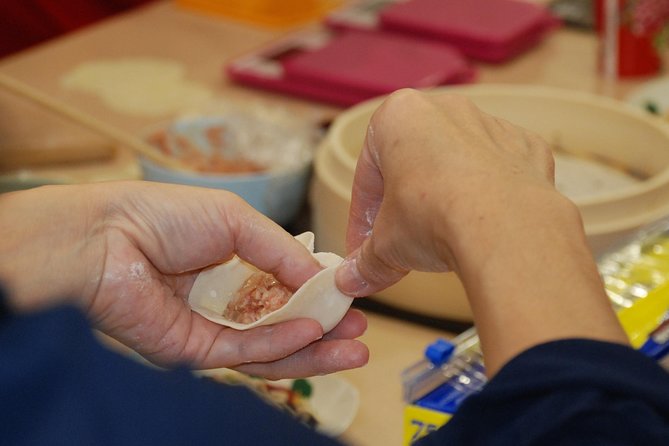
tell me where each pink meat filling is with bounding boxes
[223,272,294,324]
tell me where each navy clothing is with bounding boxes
[0,294,339,446]
[419,340,669,445]
[2,290,669,446]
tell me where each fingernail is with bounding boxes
[336,257,369,296]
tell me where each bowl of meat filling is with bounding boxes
[141,112,318,226]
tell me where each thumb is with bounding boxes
[335,238,408,297]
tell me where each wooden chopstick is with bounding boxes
[0,72,186,171]
[1,142,116,170]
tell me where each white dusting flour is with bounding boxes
[129,261,147,280]
[60,57,213,117]
[554,152,641,201]
[129,261,150,292]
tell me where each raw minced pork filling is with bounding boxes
[223,271,294,324]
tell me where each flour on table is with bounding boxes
[554,152,641,201]
[60,58,213,117]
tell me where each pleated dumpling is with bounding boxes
[188,232,354,332]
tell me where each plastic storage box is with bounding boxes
[327,0,560,62]
[175,0,341,27]
[226,29,474,106]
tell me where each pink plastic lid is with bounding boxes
[379,0,560,62]
[282,30,474,98]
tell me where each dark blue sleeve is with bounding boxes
[0,291,342,446]
[417,339,669,446]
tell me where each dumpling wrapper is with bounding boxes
[188,232,354,332]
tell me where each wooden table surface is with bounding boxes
[0,1,662,445]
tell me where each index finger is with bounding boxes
[120,183,323,291]
[213,195,324,290]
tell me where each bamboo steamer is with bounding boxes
[311,85,669,321]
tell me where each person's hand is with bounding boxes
[336,89,558,295]
[0,182,368,378]
[335,89,627,375]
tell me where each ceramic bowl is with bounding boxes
[141,115,316,226]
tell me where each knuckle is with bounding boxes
[357,238,406,287]
[436,92,476,110]
[377,88,425,117]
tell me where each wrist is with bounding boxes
[443,189,628,373]
[0,185,106,312]
[441,186,583,279]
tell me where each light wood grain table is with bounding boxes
[0,2,661,445]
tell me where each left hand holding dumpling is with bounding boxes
[0,182,368,378]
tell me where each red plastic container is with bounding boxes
[594,0,662,77]
[226,29,475,106]
[378,0,560,63]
